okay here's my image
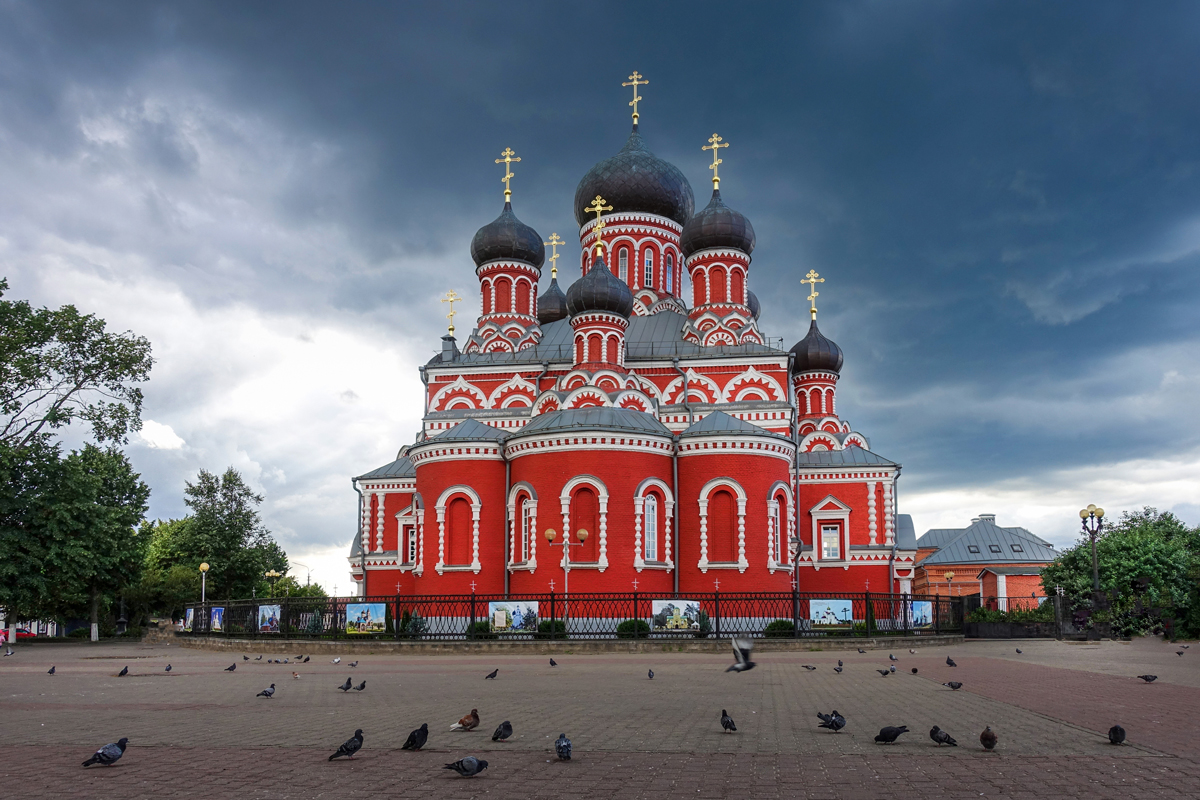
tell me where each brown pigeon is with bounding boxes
[980,726,998,750]
[450,708,480,732]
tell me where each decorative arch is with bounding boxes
[431,376,487,411]
[515,277,531,315]
[507,481,538,570]
[558,475,609,571]
[720,366,786,403]
[697,478,748,573]
[766,480,794,573]
[487,375,537,409]
[633,476,674,571]
[434,485,481,574]
[663,369,721,405]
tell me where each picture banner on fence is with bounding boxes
[210,607,224,632]
[488,601,539,633]
[908,601,933,628]
[651,599,701,632]
[258,604,281,633]
[346,603,387,634]
[809,599,854,626]
[184,607,194,632]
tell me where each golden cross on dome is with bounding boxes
[495,147,520,202]
[440,289,463,335]
[544,233,565,279]
[801,270,825,320]
[584,195,613,256]
[702,133,729,190]
[622,71,648,126]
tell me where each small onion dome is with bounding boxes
[470,201,545,268]
[574,130,695,227]
[565,256,634,318]
[537,276,569,324]
[679,189,756,258]
[789,319,843,374]
[746,289,761,320]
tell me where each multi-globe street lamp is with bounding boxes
[1079,504,1105,596]
[264,569,282,598]
[545,527,589,631]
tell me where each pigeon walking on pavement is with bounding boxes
[726,638,756,673]
[243,655,249,661]
[82,738,128,767]
[648,669,654,680]
[858,648,866,654]
[817,711,846,733]
[328,729,363,760]
[332,657,341,664]
[802,665,816,671]
[1108,725,1126,745]
[224,663,236,672]
[338,677,353,692]
[833,666,843,673]
[492,721,513,741]
[292,672,300,680]
[875,725,908,744]
[256,684,275,698]
[1015,648,1023,654]
[165,664,172,672]
[485,669,498,680]
[946,656,957,667]
[444,756,488,777]
[930,726,957,746]
[255,655,262,660]
[555,733,572,760]
[549,658,557,667]
[1137,675,1158,683]
[450,709,480,731]
[943,681,963,690]
[47,666,55,675]
[721,710,736,733]
[118,666,128,677]
[909,649,917,654]
[876,669,891,677]
[401,724,429,750]
[1178,651,1185,657]
[349,661,358,668]
[889,654,898,662]
[980,726,998,750]
[3,648,12,657]
[303,655,310,662]
[353,680,366,691]
[837,659,843,667]
[911,667,919,674]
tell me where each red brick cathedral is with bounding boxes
[349,88,918,598]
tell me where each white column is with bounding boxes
[736,498,748,573]
[633,496,645,571]
[697,499,709,572]
[470,503,482,573]
[375,492,386,553]
[435,507,446,574]
[883,481,894,546]
[663,500,675,567]
[598,496,609,571]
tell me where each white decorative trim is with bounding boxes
[867,481,878,546]
[434,485,482,574]
[809,494,852,570]
[696,478,748,573]
[558,475,609,571]
[507,482,538,572]
[487,374,538,409]
[884,480,894,546]
[430,376,487,411]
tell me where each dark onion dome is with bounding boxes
[789,319,844,374]
[470,201,545,268]
[537,276,569,324]
[574,130,695,227]
[746,289,761,320]
[679,189,756,258]
[565,256,634,318]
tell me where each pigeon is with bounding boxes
[492,720,513,741]
[833,666,843,673]
[303,655,310,662]
[1015,648,1023,654]
[909,649,917,654]
[943,681,963,690]
[82,738,128,767]
[292,672,300,680]
[48,666,55,675]
[283,659,290,664]
[3,648,12,657]
[444,756,488,777]
[837,659,843,667]
[946,657,957,667]
[817,710,846,733]
[890,665,896,673]
[911,668,919,674]
[875,725,909,744]
[332,657,341,664]
[328,729,363,760]
[802,665,816,671]
[257,684,275,698]
[930,725,957,746]
[401,723,429,750]
[1182,645,1190,649]
[485,669,498,680]
[889,654,898,662]
[876,669,891,677]
[243,655,249,661]
[1177,651,1185,657]
[648,669,654,680]
[858,648,866,654]
[224,663,236,672]
[451,709,480,732]
[549,658,557,666]
[349,661,358,668]
[165,664,172,672]
[726,638,756,673]
[555,733,572,760]
[1108,725,1126,745]
[338,677,353,692]
[1137,675,1158,683]
[353,680,366,691]
[721,709,736,733]
[980,726,998,750]
[255,655,263,660]
[118,666,128,677]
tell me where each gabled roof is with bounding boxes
[428,418,508,442]
[681,410,788,439]
[355,456,415,481]
[517,407,672,437]
[916,528,967,550]
[918,519,1058,566]
[977,566,1044,577]
[796,446,897,467]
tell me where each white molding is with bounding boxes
[697,478,748,573]
[558,474,610,572]
[434,486,482,574]
[809,494,851,570]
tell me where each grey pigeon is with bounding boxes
[255,655,262,660]
[1182,645,1190,649]
[549,658,557,666]
[890,665,896,673]
[876,669,891,677]
[943,681,963,690]
[3,648,12,656]
[118,666,128,677]
[875,725,908,743]
[48,666,55,675]
[257,684,275,698]
[338,677,352,692]
[1178,651,1185,656]
[444,756,488,777]
[930,725,957,746]
[1108,725,1126,744]
[243,655,249,661]
[224,663,236,672]
[721,709,736,733]
[911,668,918,674]
[833,666,843,673]
[946,656,957,667]
[349,661,358,668]
[858,648,866,654]
[303,655,310,662]
[485,669,498,680]
[648,669,654,680]
[980,726,998,750]
[492,720,513,741]
[1015,648,1023,654]
[726,638,756,673]
[889,654,897,662]
[1137,675,1157,683]
[909,649,917,654]
[555,733,572,760]
[82,738,128,767]
[328,729,363,760]
[332,657,341,664]
[283,659,289,664]
[353,680,366,691]
[802,665,816,671]
[165,664,172,672]
[817,710,846,733]
[401,723,428,750]
[837,659,843,667]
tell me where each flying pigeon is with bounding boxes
[802,665,816,671]
[1137,675,1158,683]
[257,684,275,699]
[875,725,909,744]
[946,657,957,667]
[980,726,998,750]
[817,710,846,733]
[292,672,300,680]
[82,738,128,767]
[401,723,429,750]
[1015,648,1023,654]
[833,666,843,673]
[911,668,918,674]
[1178,651,1185,657]
[889,654,898,662]
[353,680,366,691]
[837,659,843,667]
[332,657,341,664]
[243,655,249,661]
[943,681,963,690]
[858,648,866,654]
[648,669,654,680]
[485,669,498,680]
[555,733,572,760]
[165,664,172,672]
[328,729,363,760]
[1108,725,1126,744]
[255,655,262,660]
[930,725,957,746]
[338,677,353,692]
[726,638,756,673]
[444,756,488,777]
[492,720,513,741]
[451,709,480,732]
[303,655,310,662]
[549,658,557,666]
[909,649,917,654]
[349,661,358,668]
[118,666,128,677]
[224,663,236,672]
[876,669,891,677]
[48,666,55,675]
[721,709,736,733]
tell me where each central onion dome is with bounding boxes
[470,202,545,268]
[574,130,695,227]
[789,320,844,374]
[679,189,756,258]
[537,276,569,324]
[565,256,634,318]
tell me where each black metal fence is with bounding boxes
[183,592,963,641]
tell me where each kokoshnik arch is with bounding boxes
[348,73,918,598]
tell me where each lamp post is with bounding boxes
[264,569,282,598]
[545,527,589,631]
[944,571,955,597]
[199,562,209,603]
[789,534,801,627]
[1079,504,1105,596]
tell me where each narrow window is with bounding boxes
[821,524,840,560]
[521,499,532,562]
[644,252,653,287]
[666,255,674,293]
[644,494,658,561]
[404,526,416,564]
[618,249,628,280]
[771,504,782,562]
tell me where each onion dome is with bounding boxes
[746,289,761,320]
[470,202,545,268]
[537,276,569,324]
[679,189,756,258]
[789,320,844,374]
[565,256,634,318]
[574,130,695,227]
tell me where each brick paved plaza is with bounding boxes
[3,637,1199,798]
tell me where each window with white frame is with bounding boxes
[404,525,417,564]
[666,254,674,292]
[618,249,628,280]
[770,504,782,563]
[644,252,653,286]
[821,525,840,560]
[644,494,658,561]
[521,499,533,562]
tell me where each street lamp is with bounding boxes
[264,569,282,598]
[199,562,209,603]
[944,571,955,597]
[789,534,801,628]
[545,527,589,630]
[1079,504,1105,597]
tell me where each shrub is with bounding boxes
[695,610,712,638]
[399,611,427,638]
[470,620,496,639]
[763,619,795,638]
[68,627,91,639]
[538,619,567,639]
[616,619,650,638]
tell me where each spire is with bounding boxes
[801,270,825,321]
[622,71,648,131]
[702,133,729,191]
[544,232,565,279]
[583,195,614,257]
[495,147,520,203]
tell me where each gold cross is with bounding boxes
[495,147,520,202]
[702,133,729,190]
[801,270,825,320]
[544,233,565,279]
[584,195,613,257]
[440,289,463,335]
[622,71,648,126]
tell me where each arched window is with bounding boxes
[666,254,674,293]
[495,277,512,314]
[711,267,727,303]
[708,489,737,563]
[606,336,618,364]
[731,269,745,305]
[575,336,584,364]
[644,494,658,561]
[588,333,602,363]
[516,278,530,315]
[520,498,533,562]
[447,497,473,565]
[618,249,628,281]
[644,251,653,287]
[770,502,782,563]
[694,272,707,306]
[570,487,599,562]
[403,525,417,564]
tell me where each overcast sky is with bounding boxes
[2,2,1197,592]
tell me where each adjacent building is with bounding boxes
[913,514,1056,606]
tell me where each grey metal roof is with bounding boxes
[428,418,508,442]
[916,528,967,550]
[918,520,1058,566]
[348,535,362,559]
[355,456,416,481]
[795,446,898,467]
[516,407,672,437]
[681,410,788,439]
[895,514,917,550]
[976,566,1045,577]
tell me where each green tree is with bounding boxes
[257,575,328,599]
[0,437,68,623]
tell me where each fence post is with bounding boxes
[793,584,800,639]
[865,591,873,636]
[714,591,721,639]
[549,592,556,640]
[632,592,638,638]
[283,596,290,638]
[1053,595,1063,640]
[469,592,476,640]
[935,597,941,634]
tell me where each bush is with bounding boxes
[398,611,427,638]
[470,620,496,639]
[68,627,91,639]
[538,619,567,639]
[695,610,712,638]
[616,619,650,638]
[968,604,1054,625]
[763,619,795,638]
